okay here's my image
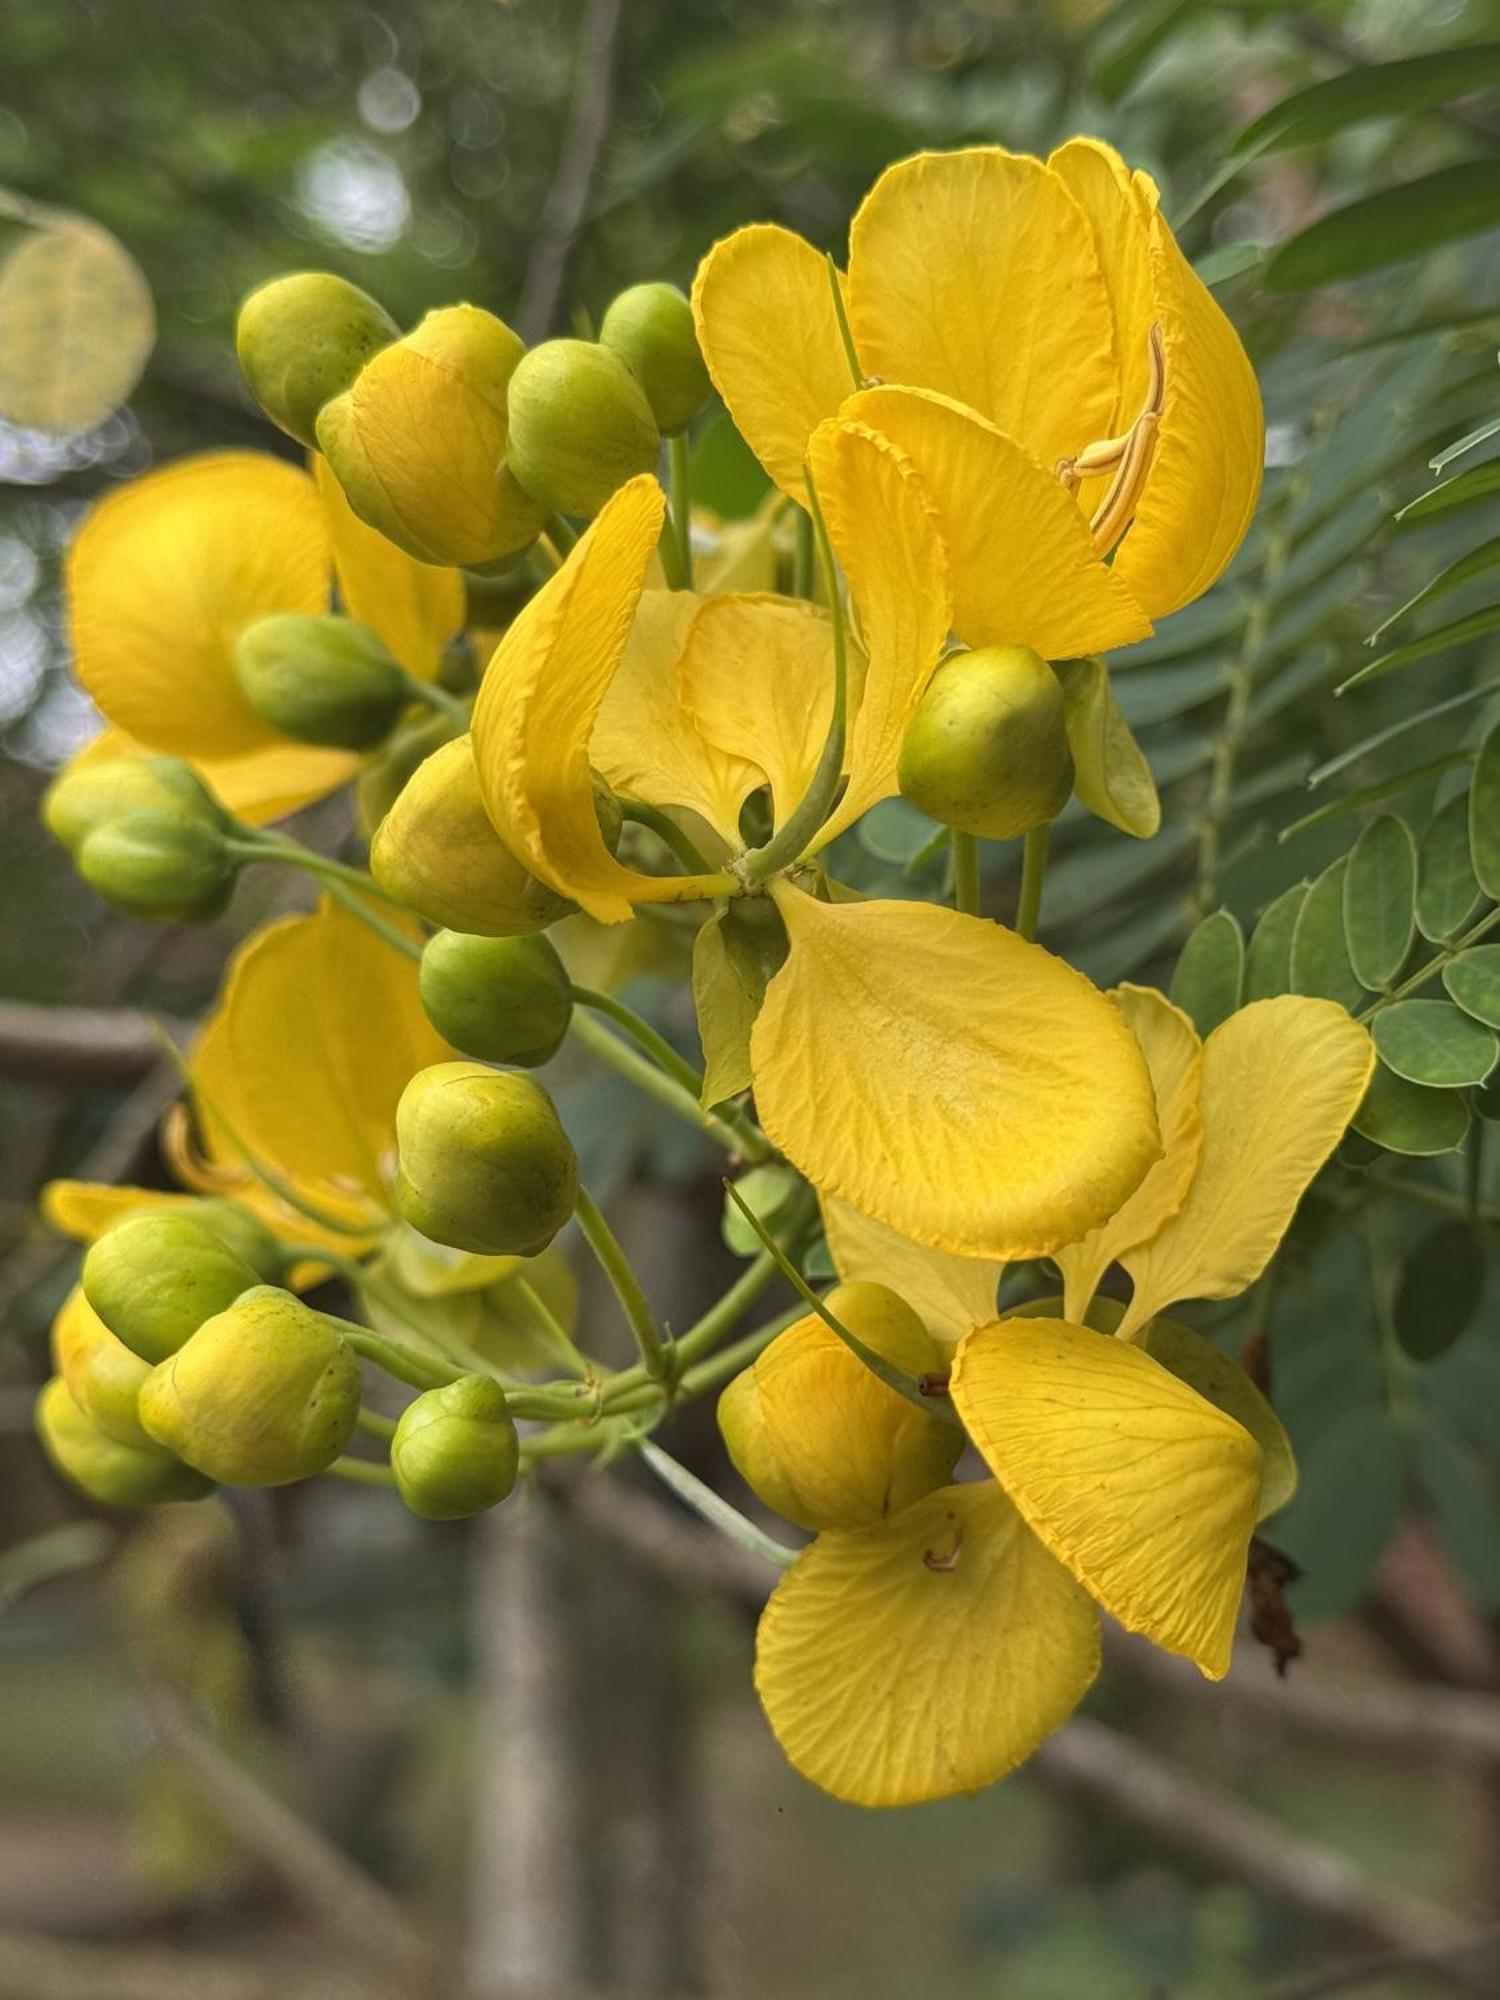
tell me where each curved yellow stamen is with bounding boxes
[1054,324,1167,553]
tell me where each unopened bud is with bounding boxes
[599,282,711,435]
[506,339,660,518]
[138,1286,362,1487]
[44,755,222,856]
[717,1282,960,1532]
[181,1199,283,1281]
[36,1376,213,1508]
[51,1286,156,1451]
[391,1374,519,1519]
[234,612,408,749]
[236,271,399,448]
[357,708,461,840]
[898,645,1072,841]
[76,811,236,923]
[418,931,573,1067]
[395,1061,579,1257]
[83,1212,261,1364]
[317,304,545,566]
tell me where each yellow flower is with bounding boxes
[471,461,1161,1260]
[749,992,1373,1807]
[64,449,463,822]
[692,141,1263,651]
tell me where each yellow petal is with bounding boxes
[952,1316,1261,1677]
[42,1180,199,1243]
[191,899,449,1212]
[1141,1314,1297,1523]
[1047,139,1157,450]
[592,588,758,845]
[471,476,727,923]
[750,891,1160,1259]
[822,1196,1002,1346]
[840,385,1151,657]
[847,148,1117,472]
[312,450,464,680]
[679,593,853,832]
[1111,181,1264,619]
[691,224,853,500]
[63,725,358,826]
[1054,984,1203,1322]
[68,452,331,758]
[1118,997,1375,1337]
[803,419,951,846]
[756,1481,1099,1806]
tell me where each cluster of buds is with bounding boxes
[43,756,238,923]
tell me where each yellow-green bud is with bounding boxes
[391,1374,519,1520]
[506,338,660,517]
[233,612,409,750]
[418,931,573,1067]
[180,1199,283,1281]
[43,755,222,856]
[898,645,1072,841]
[599,282,711,435]
[395,1061,578,1257]
[76,811,237,923]
[370,733,574,935]
[36,1377,213,1509]
[138,1286,362,1487]
[317,304,545,566]
[356,708,461,841]
[235,271,399,448]
[83,1212,262,1364]
[51,1287,157,1451]
[717,1282,960,1532]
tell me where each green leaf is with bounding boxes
[1368,536,1500,644]
[1372,998,1498,1088]
[1055,655,1160,839]
[1443,945,1500,1026]
[1470,719,1500,900]
[691,911,758,1107]
[1397,458,1500,524]
[690,410,773,520]
[1278,1407,1406,1622]
[1315,680,1500,771]
[1432,410,1500,477]
[1245,882,1309,1000]
[1352,1059,1471,1155]
[1417,790,1483,942]
[1343,815,1416,990]
[1290,856,1367,1010]
[1280,751,1473,842]
[1233,44,1500,157]
[1264,162,1500,291]
[1337,605,1500,692]
[1425,1350,1500,1456]
[1194,241,1264,287]
[1141,1318,1297,1521]
[1412,1426,1500,1609]
[1170,908,1244,1035]
[0,220,155,434]
[1395,1220,1486,1362]
[857,798,936,864]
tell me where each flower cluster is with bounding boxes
[34,142,1374,1808]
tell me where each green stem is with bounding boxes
[327,1456,397,1488]
[1357,905,1500,1019]
[575,1186,672,1383]
[668,432,694,591]
[826,253,862,390]
[512,1277,592,1379]
[356,1408,399,1442]
[952,832,980,916]
[546,513,578,555]
[639,1441,797,1568]
[339,1324,457,1391]
[229,833,407,910]
[618,800,713,874]
[568,1006,773,1162]
[570,984,705,1098]
[739,476,848,880]
[1016,825,1049,941]
[402,675,469,727]
[792,506,815,600]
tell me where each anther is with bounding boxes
[1054,323,1167,554]
[923,1520,964,1572]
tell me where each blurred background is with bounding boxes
[4,0,1500,1994]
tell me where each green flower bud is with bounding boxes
[370,734,575,935]
[43,755,222,856]
[76,810,237,923]
[233,612,409,750]
[36,1377,213,1509]
[717,1282,960,1533]
[506,339,660,518]
[391,1374,519,1520]
[357,707,461,841]
[599,282,711,436]
[395,1061,579,1257]
[138,1286,362,1487]
[52,1287,157,1451]
[235,271,399,448]
[317,305,545,567]
[418,931,573,1067]
[83,1212,262,1365]
[898,645,1073,841]
[181,1199,283,1282]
